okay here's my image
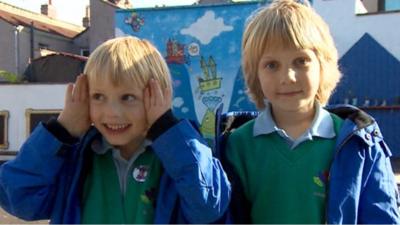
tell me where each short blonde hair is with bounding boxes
[84,36,172,91]
[242,0,341,109]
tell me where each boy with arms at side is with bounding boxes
[223,0,400,223]
[0,37,230,223]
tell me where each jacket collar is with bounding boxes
[325,104,374,129]
[326,104,383,148]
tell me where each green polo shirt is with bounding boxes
[227,112,343,223]
[81,138,163,224]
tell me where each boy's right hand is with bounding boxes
[57,74,91,138]
[144,78,172,128]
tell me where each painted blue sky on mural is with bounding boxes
[116,3,260,136]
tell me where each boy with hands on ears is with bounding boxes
[0,37,230,224]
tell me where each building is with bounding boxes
[23,51,87,83]
[314,0,400,156]
[0,0,134,79]
[0,1,86,77]
[88,0,127,52]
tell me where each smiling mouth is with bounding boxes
[104,124,131,132]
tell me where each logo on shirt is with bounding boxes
[133,165,149,182]
[313,170,329,198]
[141,187,157,206]
[313,170,329,187]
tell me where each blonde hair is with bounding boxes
[242,0,341,109]
[84,36,172,91]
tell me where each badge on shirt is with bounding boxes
[133,165,149,182]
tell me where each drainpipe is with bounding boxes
[30,22,35,60]
[14,25,24,75]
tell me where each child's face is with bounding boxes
[89,76,148,152]
[257,47,320,114]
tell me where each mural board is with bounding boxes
[116,3,260,142]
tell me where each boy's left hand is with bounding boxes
[144,78,172,127]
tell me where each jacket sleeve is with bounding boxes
[0,123,76,221]
[151,119,231,223]
[358,137,400,224]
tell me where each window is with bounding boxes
[80,48,90,57]
[385,0,400,11]
[0,111,9,149]
[356,0,400,15]
[25,109,61,137]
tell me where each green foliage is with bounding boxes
[0,70,21,83]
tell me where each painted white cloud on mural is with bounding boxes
[229,16,241,24]
[173,97,184,108]
[180,10,233,45]
[181,107,189,113]
[115,27,129,37]
[228,41,237,54]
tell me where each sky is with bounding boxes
[1,0,197,25]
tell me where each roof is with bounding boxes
[34,50,88,62]
[24,51,87,83]
[101,0,132,9]
[0,1,84,38]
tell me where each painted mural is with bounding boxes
[115,2,400,155]
[115,3,259,141]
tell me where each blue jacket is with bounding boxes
[0,120,231,224]
[216,105,400,224]
[327,105,399,224]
